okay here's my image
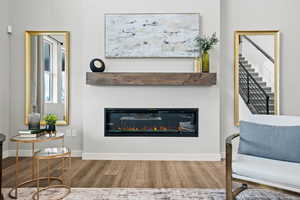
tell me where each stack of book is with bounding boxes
[18,130,45,138]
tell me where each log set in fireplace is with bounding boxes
[105,108,198,137]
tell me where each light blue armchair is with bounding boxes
[226,115,300,199]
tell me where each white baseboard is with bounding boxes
[4,150,222,161]
[82,153,221,161]
[4,150,82,158]
[221,151,225,159]
[70,150,82,157]
[3,150,9,159]
[221,151,239,160]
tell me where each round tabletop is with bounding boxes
[10,132,64,143]
[0,133,5,143]
[34,147,71,159]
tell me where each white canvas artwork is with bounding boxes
[105,13,201,58]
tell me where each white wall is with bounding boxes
[5,0,300,157]
[221,0,300,152]
[82,0,221,160]
[6,0,221,160]
[8,0,83,151]
[239,96,253,121]
[0,0,10,155]
[242,35,274,91]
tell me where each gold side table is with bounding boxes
[32,147,71,200]
[9,132,65,199]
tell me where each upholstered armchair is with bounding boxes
[226,115,300,200]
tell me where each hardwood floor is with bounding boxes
[2,157,225,188]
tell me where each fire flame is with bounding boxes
[116,126,179,131]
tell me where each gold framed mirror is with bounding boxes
[234,30,280,126]
[25,31,70,125]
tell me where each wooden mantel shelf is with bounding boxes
[86,72,217,86]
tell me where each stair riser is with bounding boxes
[247,99,275,103]
[250,100,274,105]
[239,86,272,92]
[239,73,263,81]
[257,112,275,114]
[240,81,267,87]
[249,73,259,77]
[240,90,274,97]
[245,68,255,72]
[241,95,274,102]
[241,87,271,91]
[248,92,274,96]
[251,104,274,109]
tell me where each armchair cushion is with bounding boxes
[238,120,300,163]
[233,154,300,191]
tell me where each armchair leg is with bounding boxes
[233,184,248,198]
[226,181,248,200]
[226,150,234,200]
[225,134,242,200]
[226,175,234,200]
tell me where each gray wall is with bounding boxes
[0,0,10,154]
[220,0,300,152]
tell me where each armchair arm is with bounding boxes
[226,133,240,198]
[226,133,240,163]
[226,133,240,146]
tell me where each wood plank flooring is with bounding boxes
[2,157,225,188]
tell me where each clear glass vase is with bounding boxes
[28,111,41,130]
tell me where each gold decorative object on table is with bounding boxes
[9,132,65,199]
[194,57,202,72]
[32,147,71,200]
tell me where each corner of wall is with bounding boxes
[0,0,11,154]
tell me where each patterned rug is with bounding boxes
[3,188,300,200]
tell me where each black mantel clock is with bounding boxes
[90,58,105,72]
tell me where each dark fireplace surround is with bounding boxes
[105,108,198,137]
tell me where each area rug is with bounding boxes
[3,188,300,200]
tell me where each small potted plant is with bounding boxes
[44,114,58,133]
[195,33,219,72]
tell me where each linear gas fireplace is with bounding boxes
[105,108,198,137]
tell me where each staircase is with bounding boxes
[239,54,275,115]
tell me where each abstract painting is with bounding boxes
[105,13,200,58]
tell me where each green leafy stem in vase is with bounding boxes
[44,114,58,125]
[195,32,219,53]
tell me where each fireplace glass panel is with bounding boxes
[105,108,198,137]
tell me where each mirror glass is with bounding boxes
[234,31,280,126]
[25,31,69,125]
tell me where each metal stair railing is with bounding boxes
[239,61,270,114]
[242,35,274,64]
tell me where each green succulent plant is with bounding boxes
[44,114,58,125]
[195,32,219,53]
